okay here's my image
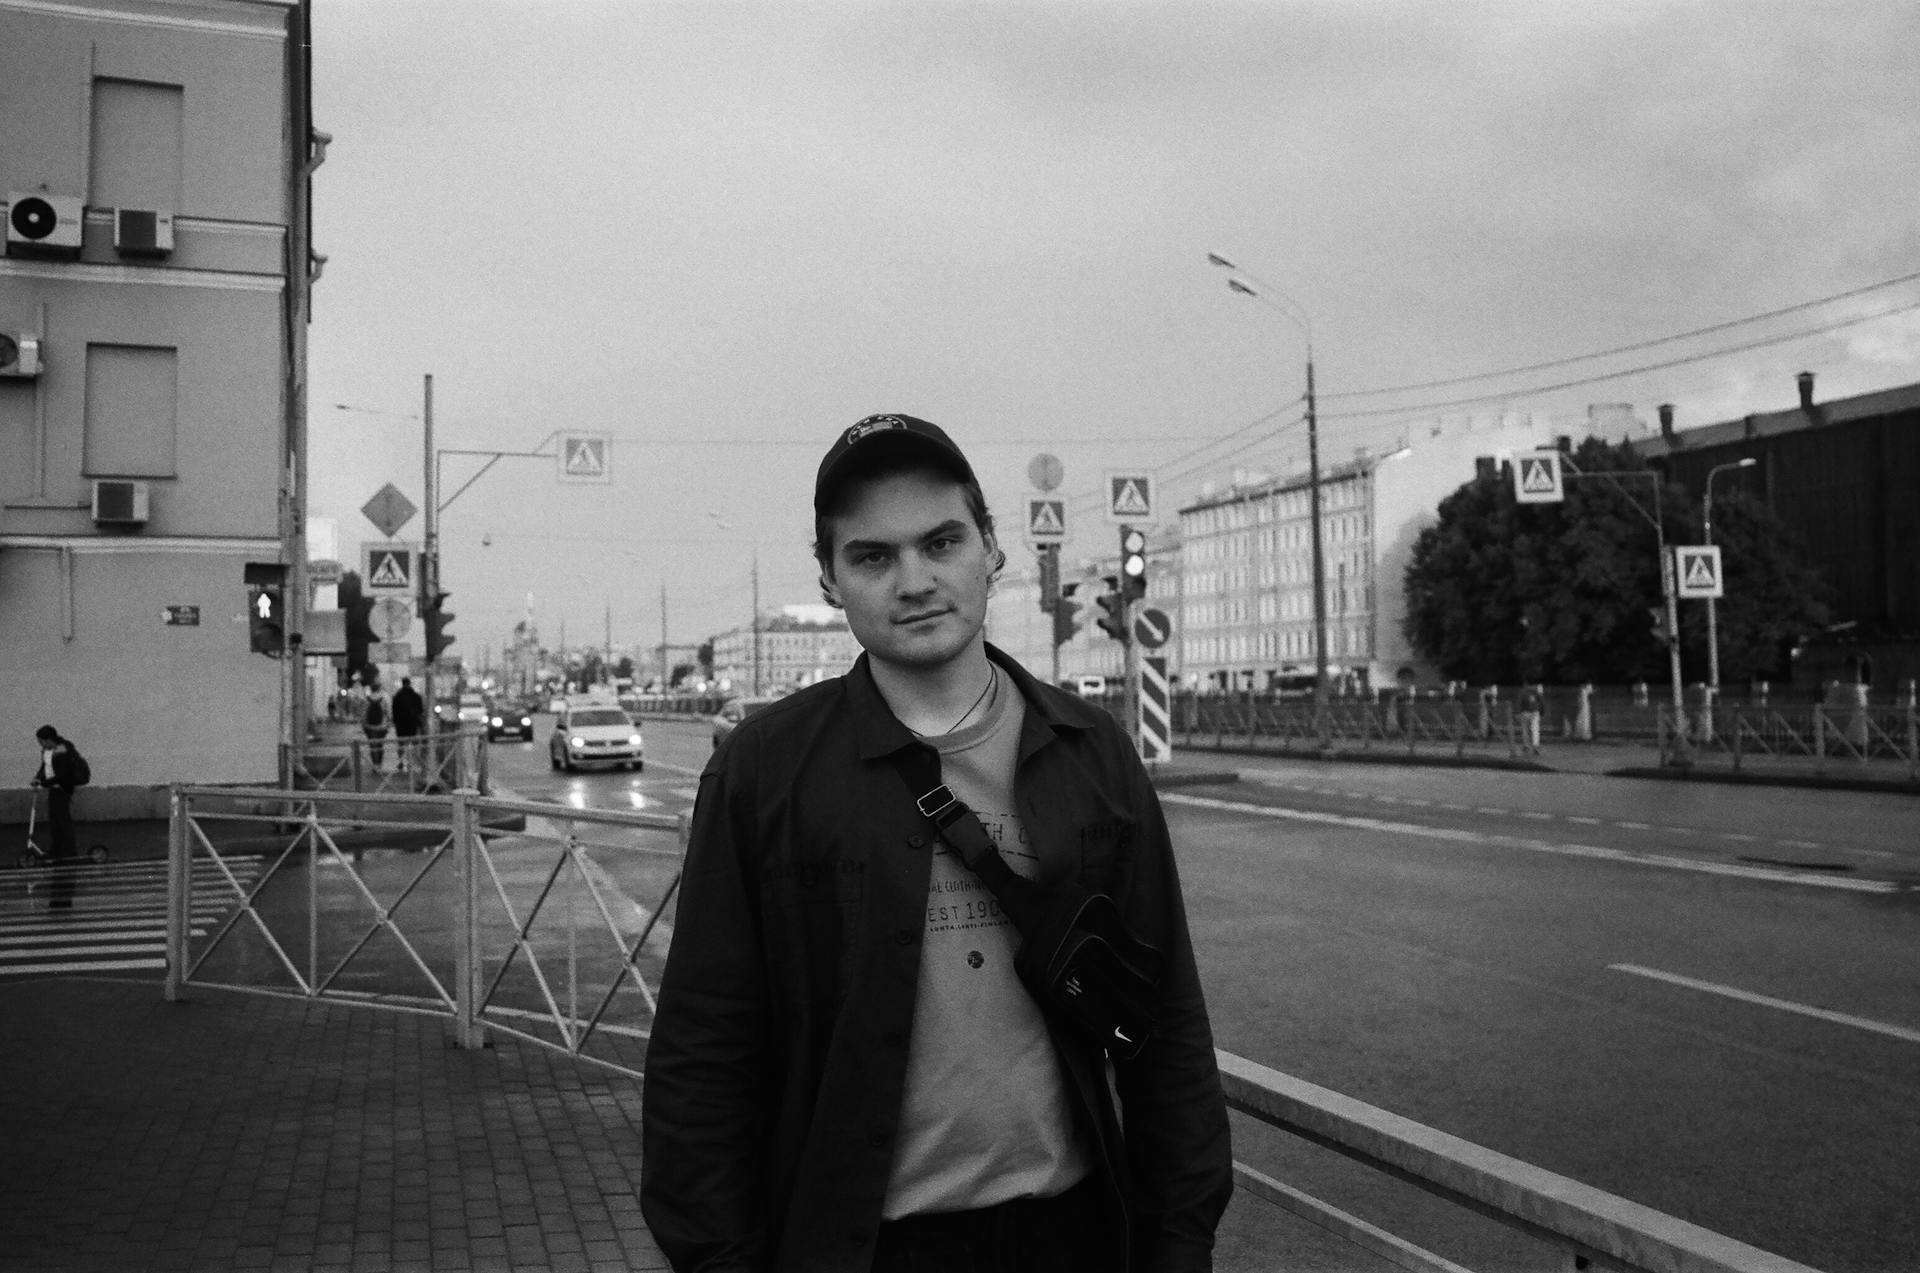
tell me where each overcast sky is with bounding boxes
[304,0,1920,665]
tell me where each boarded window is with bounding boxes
[84,344,178,477]
[90,79,184,211]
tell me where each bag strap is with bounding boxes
[886,742,1050,935]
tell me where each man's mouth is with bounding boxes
[896,608,949,625]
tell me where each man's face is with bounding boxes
[824,468,995,675]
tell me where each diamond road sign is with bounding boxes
[360,483,418,538]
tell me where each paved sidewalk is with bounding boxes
[0,977,668,1273]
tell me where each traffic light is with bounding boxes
[1053,582,1083,647]
[244,561,286,656]
[423,589,456,660]
[1649,605,1671,646]
[1037,546,1060,615]
[1119,526,1147,604]
[1094,576,1130,644]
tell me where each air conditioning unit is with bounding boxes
[0,331,40,379]
[114,208,174,258]
[92,479,150,527]
[5,192,85,255]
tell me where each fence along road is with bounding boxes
[2,854,261,979]
[161,782,1836,1273]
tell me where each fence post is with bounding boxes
[1731,705,1744,772]
[165,787,190,1002]
[1814,703,1826,773]
[451,786,486,1050]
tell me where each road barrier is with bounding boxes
[1170,694,1524,761]
[279,728,491,797]
[162,784,1824,1273]
[1659,704,1919,783]
[165,783,685,1079]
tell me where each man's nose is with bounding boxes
[894,550,937,595]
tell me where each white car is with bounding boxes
[548,704,644,772]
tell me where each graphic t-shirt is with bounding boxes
[881,672,1091,1218]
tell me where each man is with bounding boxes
[1517,683,1544,755]
[391,677,425,772]
[641,414,1232,1272]
[29,725,81,860]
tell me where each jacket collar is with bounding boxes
[845,641,1104,762]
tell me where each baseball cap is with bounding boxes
[814,414,975,512]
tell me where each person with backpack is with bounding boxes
[29,725,89,860]
[363,690,390,769]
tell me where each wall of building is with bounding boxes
[1,0,298,808]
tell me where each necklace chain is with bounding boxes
[910,667,997,738]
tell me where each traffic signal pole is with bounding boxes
[422,373,438,733]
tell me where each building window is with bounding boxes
[84,344,179,477]
[90,78,185,211]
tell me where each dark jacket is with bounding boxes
[640,646,1233,1273]
[391,685,425,734]
[30,740,79,791]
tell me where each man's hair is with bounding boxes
[812,457,1006,606]
[35,725,59,742]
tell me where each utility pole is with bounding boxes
[421,373,437,731]
[1305,351,1330,749]
[751,550,762,696]
[659,583,668,690]
[604,600,612,685]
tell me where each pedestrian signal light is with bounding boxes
[244,561,287,656]
[1094,576,1129,644]
[1119,526,1147,604]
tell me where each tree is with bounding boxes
[1403,438,1826,685]
[1686,489,1832,684]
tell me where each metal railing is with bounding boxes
[162,785,1823,1272]
[165,783,685,1078]
[1172,695,1524,760]
[279,728,492,796]
[1659,704,1920,782]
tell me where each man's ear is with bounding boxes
[818,572,841,608]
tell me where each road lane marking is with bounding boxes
[1161,793,1900,894]
[1616,821,1651,830]
[1608,964,1920,1045]
[1518,812,1554,821]
[1568,816,1602,825]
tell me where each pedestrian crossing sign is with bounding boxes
[1674,545,1723,599]
[1027,497,1066,544]
[1106,472,1154,524]
[557,432,612,484]
[361,541,418,594]
[1513,451,1564,504]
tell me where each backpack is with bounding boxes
[365,698,387,728]
[68,746,92,787]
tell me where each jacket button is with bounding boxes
[894,929,915,946]
[867,1130,888,1149]
[907,833,925,848]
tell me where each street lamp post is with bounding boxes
[1703,457,1758,700]
[1209,253,1330,747]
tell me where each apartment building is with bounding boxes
[710,606,863,695]
[1,0,315,805]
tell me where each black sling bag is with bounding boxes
[889,742,1163,1062]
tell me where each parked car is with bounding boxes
[484,697,534,742]
[548,704,644,772]
[712,696,780,750]
[436,692,491,728]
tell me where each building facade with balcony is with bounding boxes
[0,0,315,806]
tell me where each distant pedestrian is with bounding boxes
[1518,684,1544,754]
[29,725,88,860]
[391,678,424,771]
[363,691,390,768]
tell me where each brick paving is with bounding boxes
[0,978,667,1273]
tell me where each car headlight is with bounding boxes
[629,735,643,746]
[569,736,586,749]
[490,716,502,726]
[518,716,531,726]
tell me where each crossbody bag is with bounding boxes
[889,743,1163,1061]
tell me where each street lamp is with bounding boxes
[1704,457,1758,697]
[1209,252,1330,746]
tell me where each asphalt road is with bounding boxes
[230,716,1918,1272]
